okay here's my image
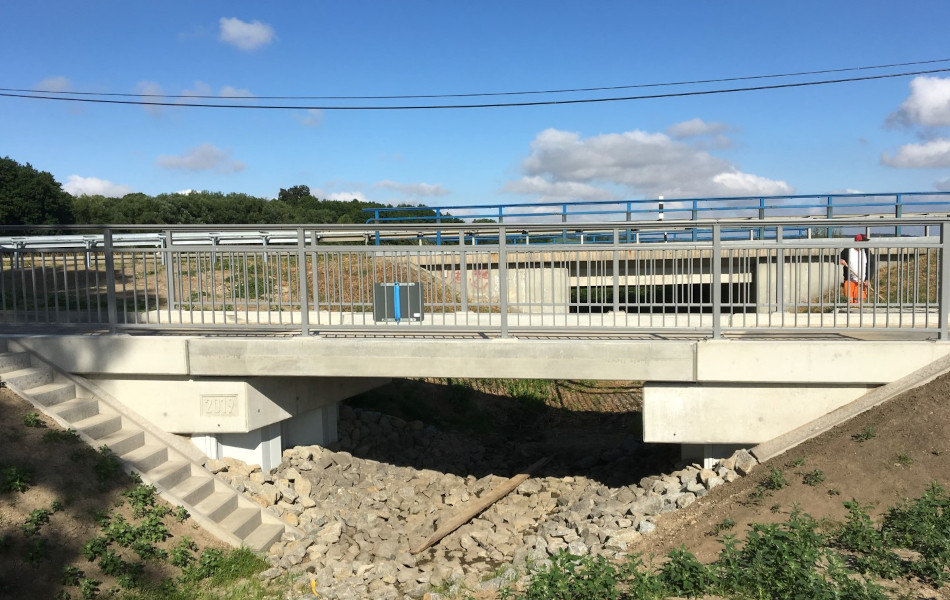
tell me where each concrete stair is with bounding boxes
[0,342,299,553]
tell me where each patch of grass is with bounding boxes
[43,428,81,443]
[710,517,736,536]
[503,502,905,600]
[852,425,877,442]
[894,452,913,468]
[93,446,123,487]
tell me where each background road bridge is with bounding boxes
[2,214,950,468]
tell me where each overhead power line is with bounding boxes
[3,57,950,101]
[3,66,950,111]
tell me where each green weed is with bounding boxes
[852,425,877,442]
[802,469,826,486]
[764,467,788,491]
[43,428,81,443]
[1,465,34,493]
[710,518,736,536]
[21,508,52,536]
[22,412,44,427]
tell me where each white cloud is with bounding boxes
[711,172,793,196]
[936,178,950,192]
[881,138,950,168]
[155,143,245,173]
[501,176,615,203]
[219,17,275,51]
[135,80,166,115]
[37,76,71,92]
[63,175,132,198]
[219,86,253,98]
[294,109,324,127]
[888,76,950,128]
[666,118,729,139]
[508,127,791,200]
[182,81,213,97]
[375,180,450,197]
[326,191,368,203]
[181,81,254,99]
[176,189,196,195]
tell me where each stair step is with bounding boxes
[169,475,215,506]
[97,428,145,456]
[218,507,262,539]
[243,522,285,552]
[3,367,52,390]
[146,460,193,489]
[193,491,238,522]
[0,351,31,372]
[120,444,168,472]
[51,397,99,422]
[74,413,123,440]
[24,382,77,407]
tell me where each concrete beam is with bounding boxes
[642,382,873,444]
[694,339,950,384]
[184,337,696,381]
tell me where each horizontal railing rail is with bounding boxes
[0,218,946,340]
[364,192,950,224]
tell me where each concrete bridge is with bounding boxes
[2,216,950,471]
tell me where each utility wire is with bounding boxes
[3,67,949,111]
[2,57,949,101]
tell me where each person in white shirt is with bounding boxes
[839,234,872,303]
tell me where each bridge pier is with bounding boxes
[191,401,339,471]
[83,375,387,472]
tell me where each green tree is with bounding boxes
[0,156,73,226]
[277,185,312,207]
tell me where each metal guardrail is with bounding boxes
[0,218,947,340]
[365,191,950,224]
[365,191,950,245]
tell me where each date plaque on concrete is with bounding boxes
[200,394,239,417]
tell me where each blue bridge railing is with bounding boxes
[364,192,950,245]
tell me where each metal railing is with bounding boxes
[365,192,950,224]
[0,218,947,339]
[364,191,950,245]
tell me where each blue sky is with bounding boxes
[3,1,950,213]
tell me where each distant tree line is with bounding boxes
[1,157,456,227]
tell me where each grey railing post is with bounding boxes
[941,224,950,340]
[776,226,785,317]
[163,230,174,311]
[895,193,903,238]
[498,226,508,338]
[612,229,621,314]
[297,227,310,336]
[459,230,468,313]
[103,228,118,333]
[712,223,722,339]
